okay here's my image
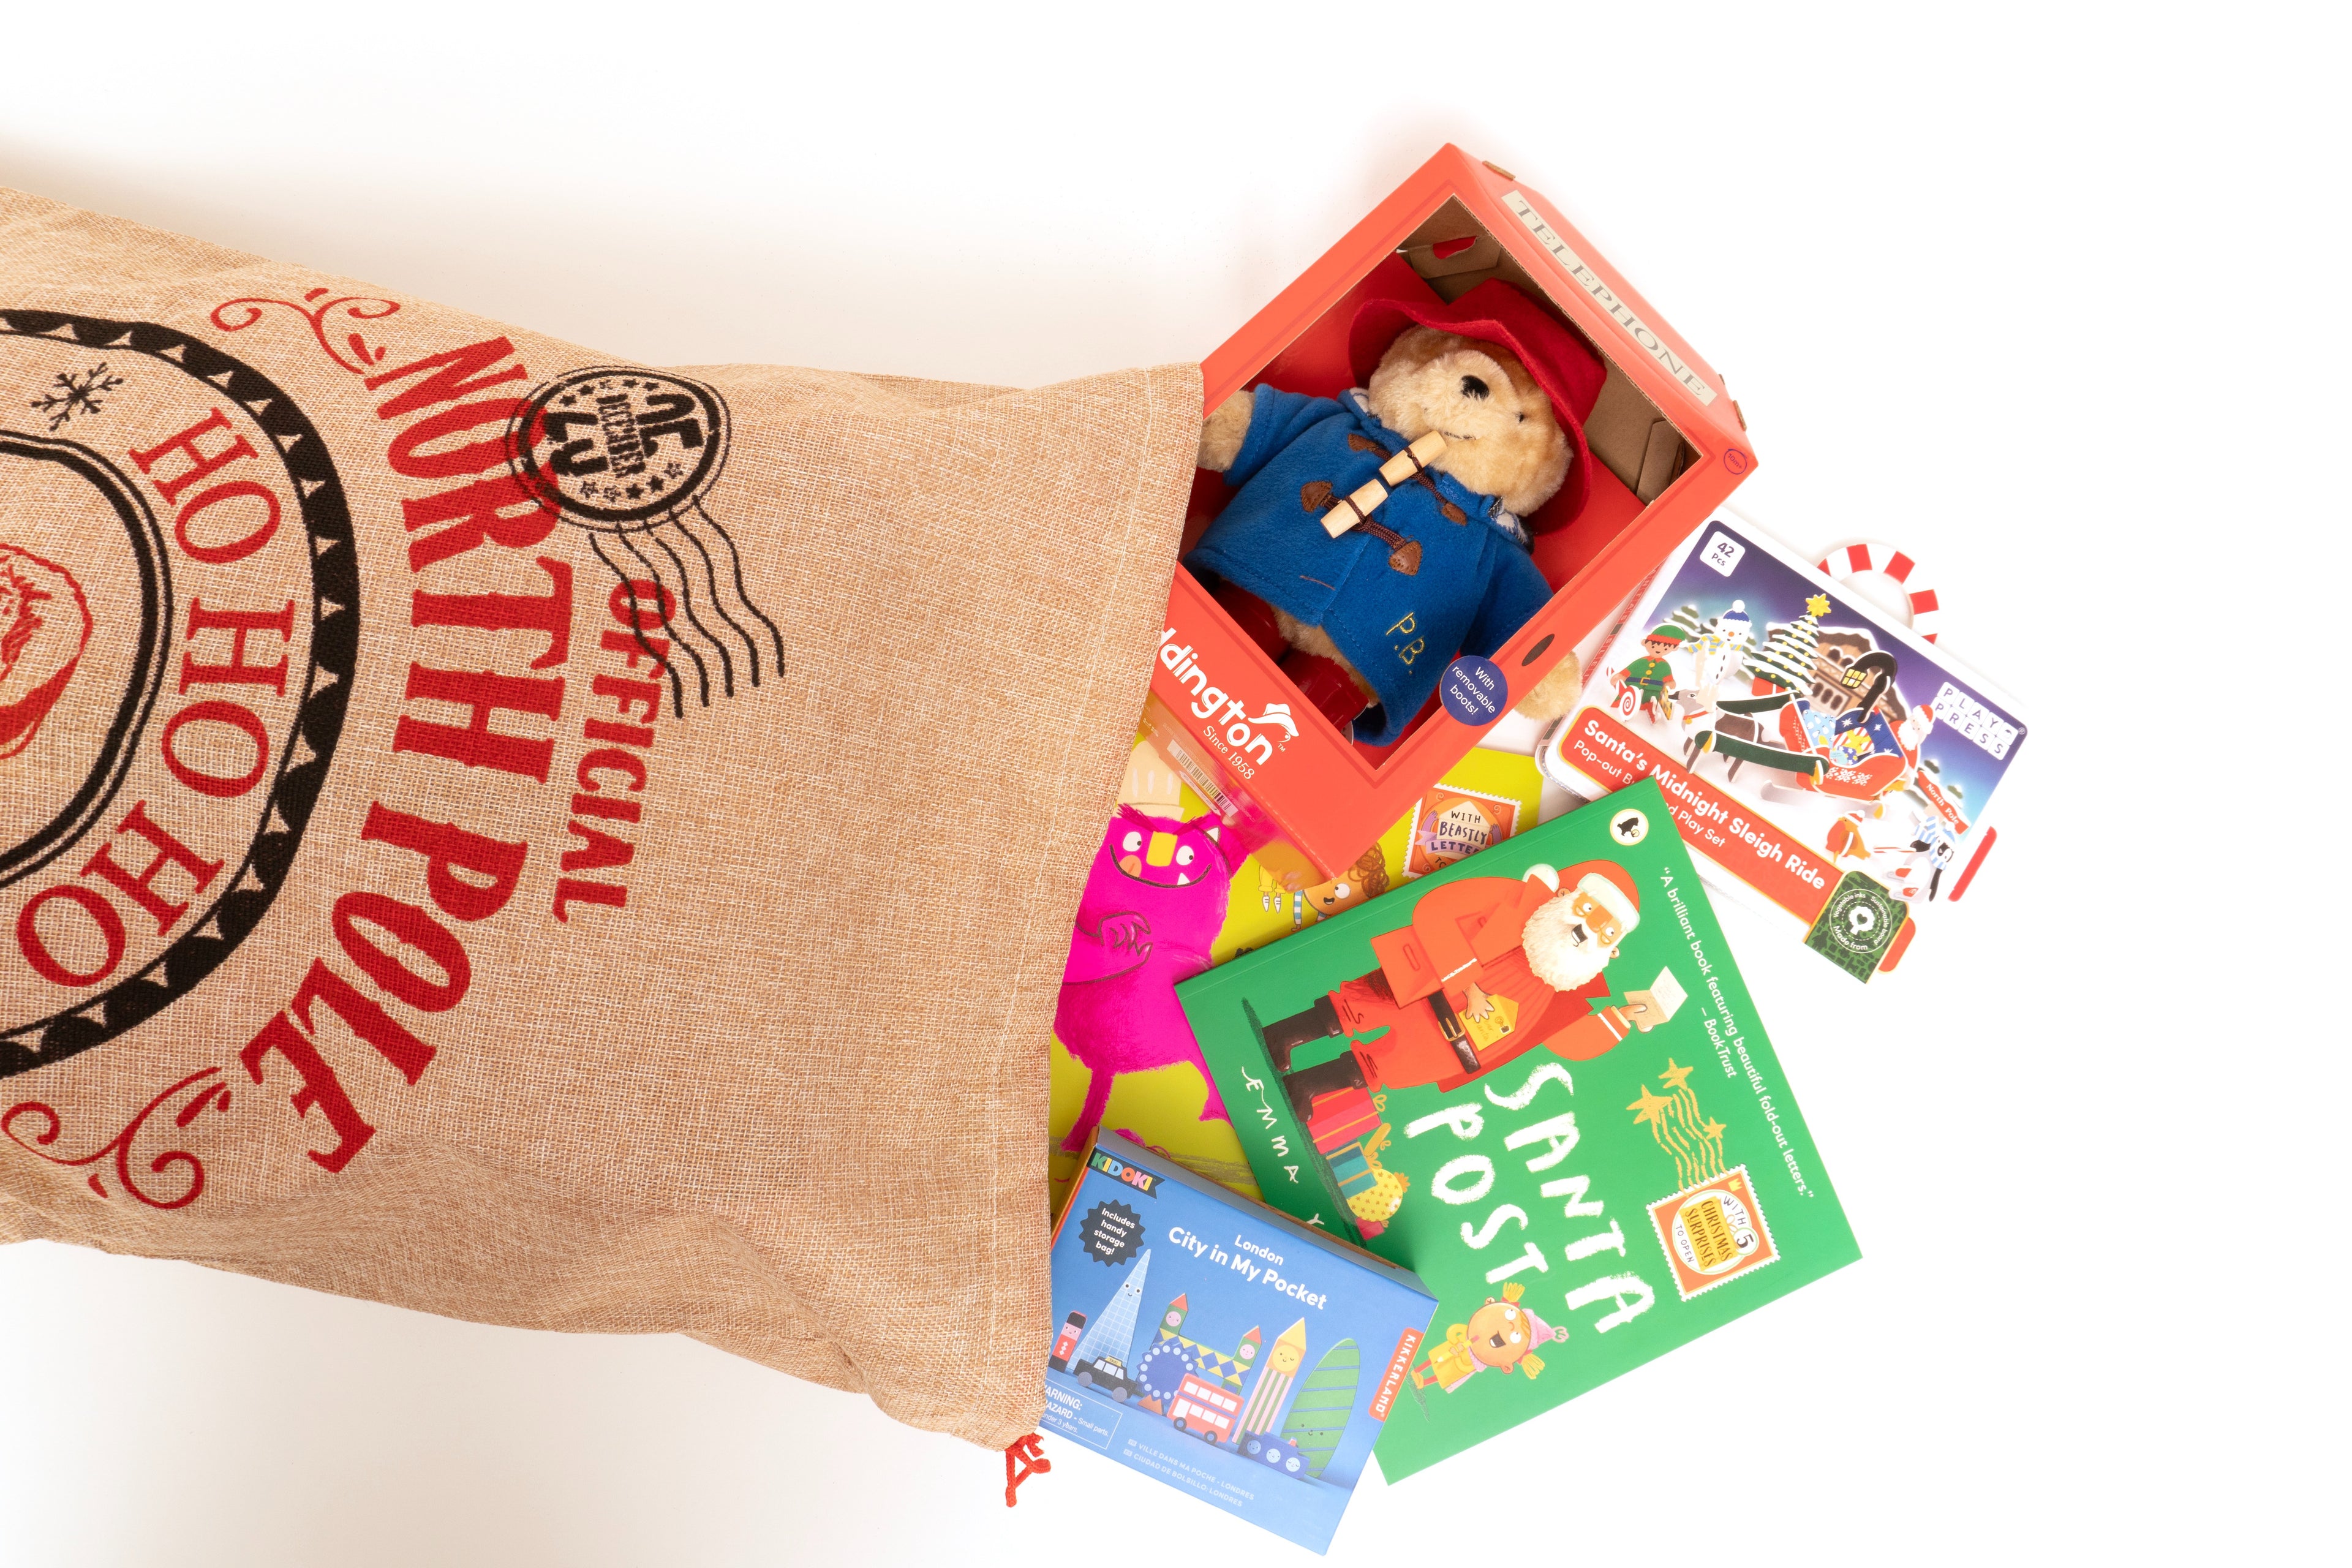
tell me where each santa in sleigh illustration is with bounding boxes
[1679,596,1980,895]
[1683,598,1940,809]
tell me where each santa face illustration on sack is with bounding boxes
[0,541,91,760]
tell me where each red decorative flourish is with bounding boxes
[3,1067,233,1210]
[1003,1433,1050,1506]
[209,287,402,375]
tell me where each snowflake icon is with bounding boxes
[29,362,127,431]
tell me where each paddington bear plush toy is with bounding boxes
[1191,279,1606,743]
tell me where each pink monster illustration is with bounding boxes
[1055,805,1243,1153]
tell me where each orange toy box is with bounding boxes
[1145,145,1756,881]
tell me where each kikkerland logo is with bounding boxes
[1161,629,1294,765]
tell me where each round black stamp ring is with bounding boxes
[507,367,731,529]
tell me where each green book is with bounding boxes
[1177,780,1859,1479]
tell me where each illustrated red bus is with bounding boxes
[1168,1372,1242,1444]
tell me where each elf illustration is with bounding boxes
[1409,1282,1566,1393]
[1613,624,1686,723]
[1256,859,1664,1121]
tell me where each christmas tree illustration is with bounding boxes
[1747,592,1829,691]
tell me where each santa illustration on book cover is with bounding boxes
[1179,783,1856,1480]
[1258,856,1666,1121]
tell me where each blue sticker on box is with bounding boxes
[1438,655,1507,725]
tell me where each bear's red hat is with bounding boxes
[1350,279,1609,534]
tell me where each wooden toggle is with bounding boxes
[1321,431,1449,538]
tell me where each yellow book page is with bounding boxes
[1047,1033,1260,1205]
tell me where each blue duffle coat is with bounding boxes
[1186,387,1553,744]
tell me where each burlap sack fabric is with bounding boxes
[0,189,1198,1448]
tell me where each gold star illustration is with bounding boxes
[1700,1118,1727,1140]
[1805,593,1831,618]
[1659,1059,1694,1091]
[1627,1085,1673,1126]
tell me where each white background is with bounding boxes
[1,4,2343,1564]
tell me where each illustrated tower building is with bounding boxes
[1280,1338,1364,1480]
[1155,1292,1189,1343]
[1072,1250,1151,1370]
[1237,1318,1309,1436]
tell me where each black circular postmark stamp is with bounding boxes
[509,368,730,527]
[507,366,778,716]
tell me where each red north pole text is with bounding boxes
[238,337,576,1176]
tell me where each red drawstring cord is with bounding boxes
[1003,1433,1050,1506]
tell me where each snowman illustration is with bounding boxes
[1688,599,1752,723]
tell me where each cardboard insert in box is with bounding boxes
[1145,144,1756,881]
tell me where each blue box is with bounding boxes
[1045,1133,1438,1553]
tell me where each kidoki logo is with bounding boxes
[1158,629,1295,765]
